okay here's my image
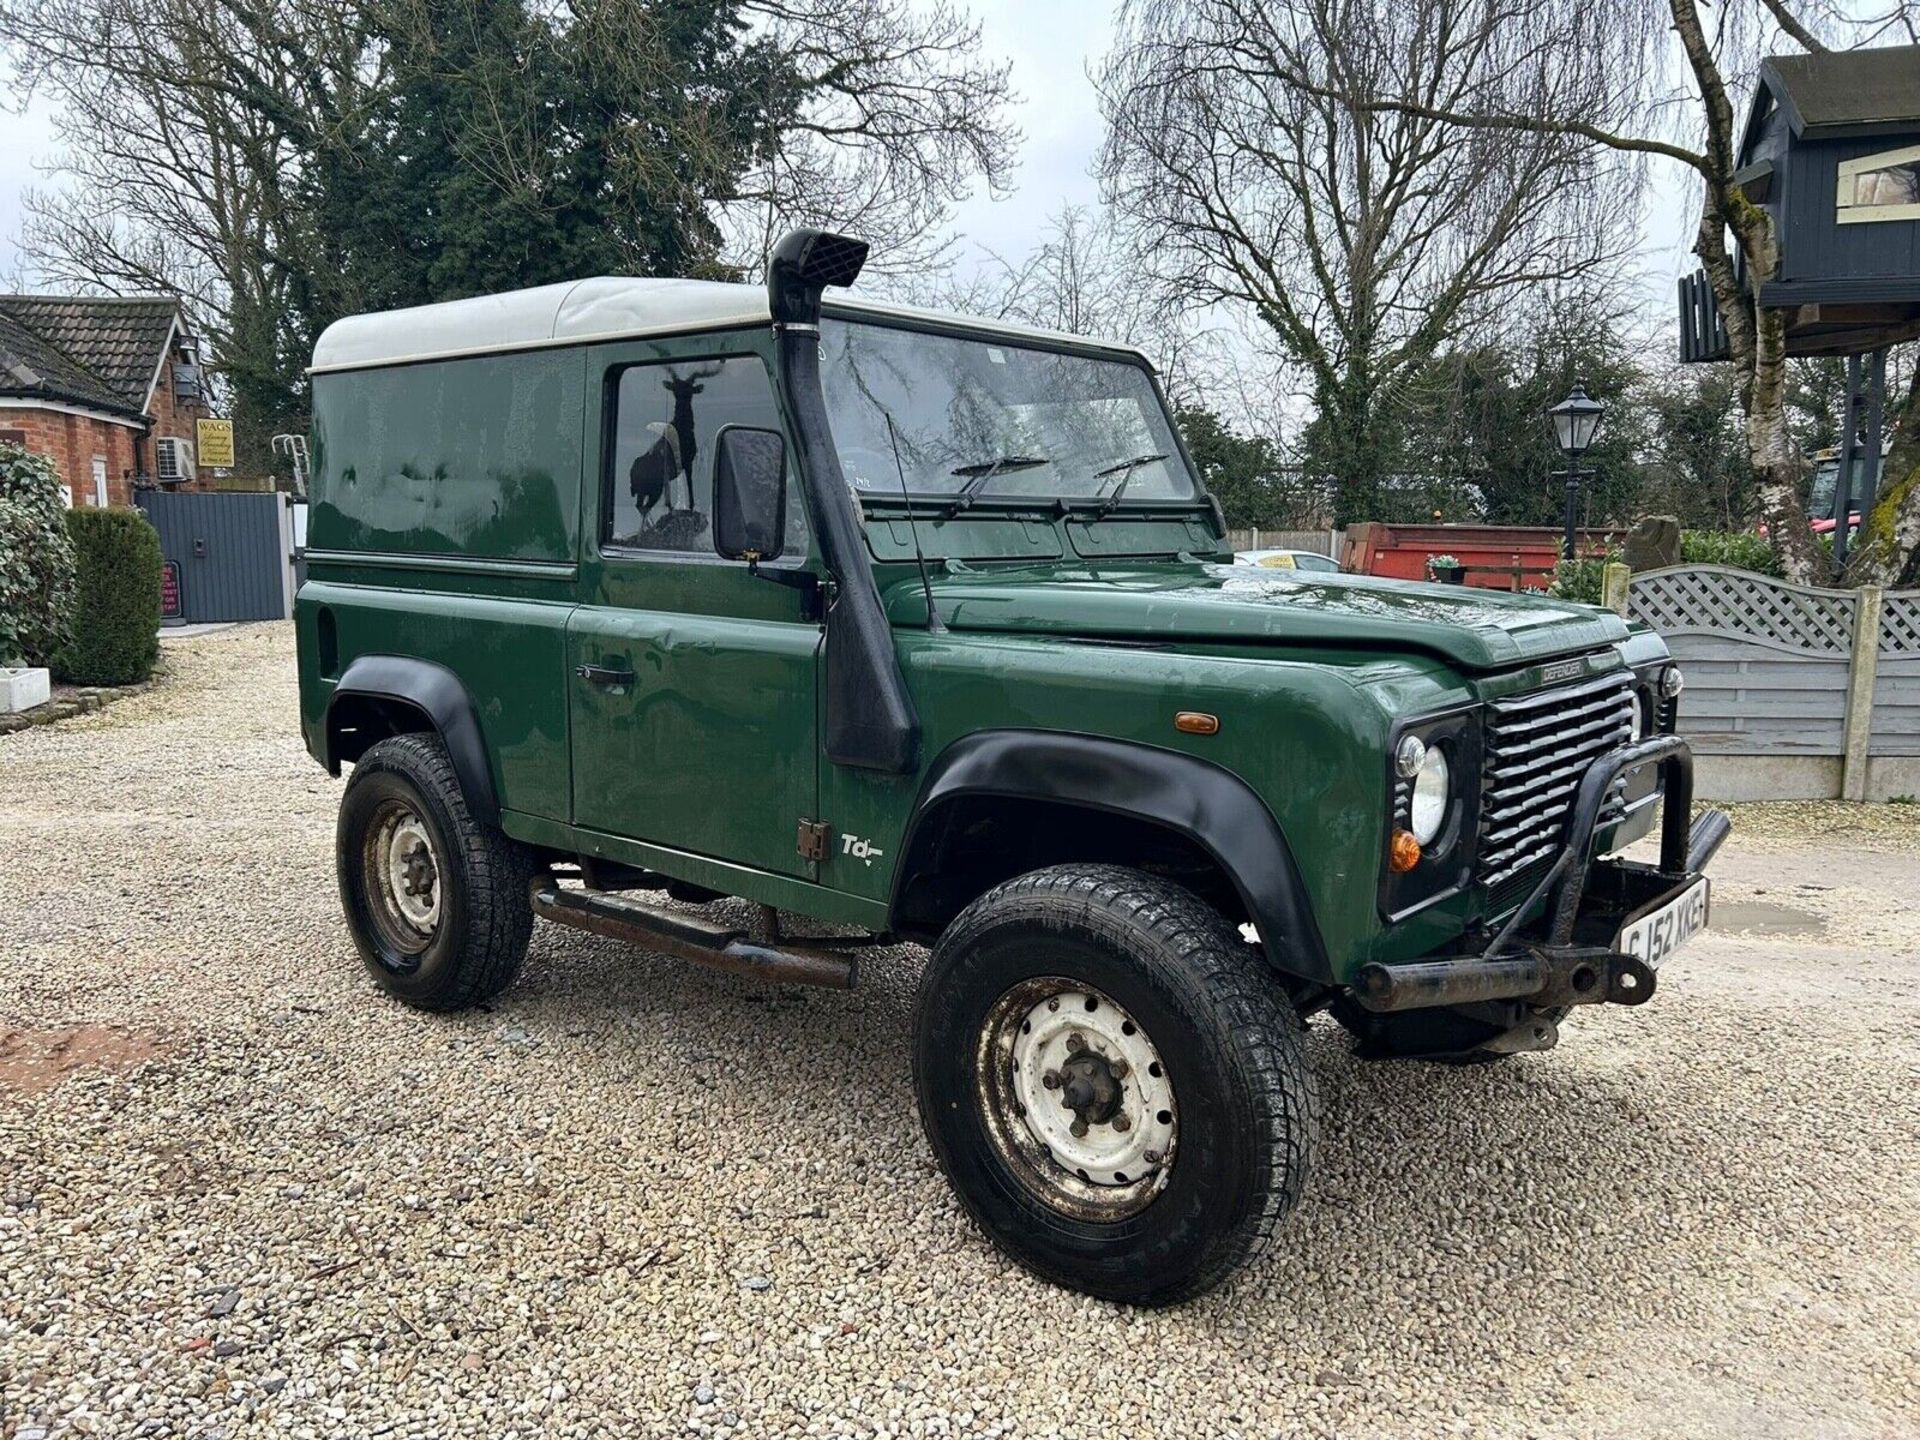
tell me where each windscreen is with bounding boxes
[818,319,1199,505]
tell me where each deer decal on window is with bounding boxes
[628,362,724,530]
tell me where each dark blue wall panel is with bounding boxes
[1783,137,1920,282]
[136,491,287,623]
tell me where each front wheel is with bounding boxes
[912,864,1318,1306]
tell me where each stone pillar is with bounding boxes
[1622,515,1681,572]
[1601,562,1632,617]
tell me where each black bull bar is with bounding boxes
[1355,735,1731,1015]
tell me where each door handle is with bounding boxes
[574,662,636,688]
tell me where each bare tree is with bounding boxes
[721,0,1019,279]
[1268,0,1920,583]
[3,0,1019,437]
[1096,0,1641,524]
[1863,350,1920,585]
[6,0,394,443]
[877,201,1282,439]
[912,205,1161,346]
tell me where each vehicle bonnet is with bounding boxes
[881,561,1628,671]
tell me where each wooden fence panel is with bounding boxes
[1628,565,1856,655]
[1876,593,1920,757]
[1871,657,1920,756]
[1662,645,1852,753]
[1629,566,1858,758]
[1225,528,1343,557]
[1627,565,1920,797]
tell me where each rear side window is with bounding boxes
[310,350,583,563]
[604,355,805,557]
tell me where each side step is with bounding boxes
[529,882,857,990]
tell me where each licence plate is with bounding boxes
[1614,878,1710,969]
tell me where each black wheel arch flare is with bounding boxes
[325,655,500,825]
[891,729,1332,982]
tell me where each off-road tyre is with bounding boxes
[913,864,1318,1306]
[336,732,536,1012]
[1328,995,1570,1064]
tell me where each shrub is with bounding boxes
[54,508,163,685]
[1549,529,1786,603]
[1680,529,1783,577]
[1549,553,1613,604]
[0,442,77,665]
[1548,528,1815,603]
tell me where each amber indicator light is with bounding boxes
[1173,711,1221,735]
[1388,829,1422,873]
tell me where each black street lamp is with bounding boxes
[1545,385,1606,562]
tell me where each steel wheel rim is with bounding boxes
[976,976,1177,1222]
[361,798,442,961]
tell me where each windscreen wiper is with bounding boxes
[1090,453,1168,514]
[945,454,1050,516]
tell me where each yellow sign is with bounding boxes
[196,418,235,470]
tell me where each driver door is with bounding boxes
[566,342,822,879]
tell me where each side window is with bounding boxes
[1838,142,1920,223]
[604,355,806,557]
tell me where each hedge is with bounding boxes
[0,442,77,666]
[54,508,163,686]
[1678,529,1783,577]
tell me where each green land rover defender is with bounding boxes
[296,230,1727,1304]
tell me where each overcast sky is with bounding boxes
[946,0,1114,258]
[0,88,53,283]
[0,0,1696,325]
[946,0,1697,314]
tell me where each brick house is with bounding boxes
[0,295,211,508]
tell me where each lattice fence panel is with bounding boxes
[1628,565,1856,655]
[1881,591,1920,656]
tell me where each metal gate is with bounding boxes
[135,490,293,624]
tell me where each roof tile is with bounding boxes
[0,309,138,415]
[0,295,181,412]
[1767,46,1920,132]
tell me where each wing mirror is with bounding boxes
[712,425,788,565]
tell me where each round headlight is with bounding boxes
[1661,665,1685,700]
[1409,745,1451,845]
[1394,734,1427,780]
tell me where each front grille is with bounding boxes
[1478,670,1635,893]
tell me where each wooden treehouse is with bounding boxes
[1678,44,1920,363]
[1677,44,1920,567]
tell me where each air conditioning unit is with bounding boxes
[155,436,195,484]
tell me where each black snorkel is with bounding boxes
[768,228,922,775]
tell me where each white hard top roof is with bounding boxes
[309,276,1152,374]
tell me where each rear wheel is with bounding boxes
[1328,995,1569,1063]
[336,732,535,1011]
[913,864,1317,1306]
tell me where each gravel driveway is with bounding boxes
[3,623,1916,1439]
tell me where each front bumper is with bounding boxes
[1355,736,1729,1016]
